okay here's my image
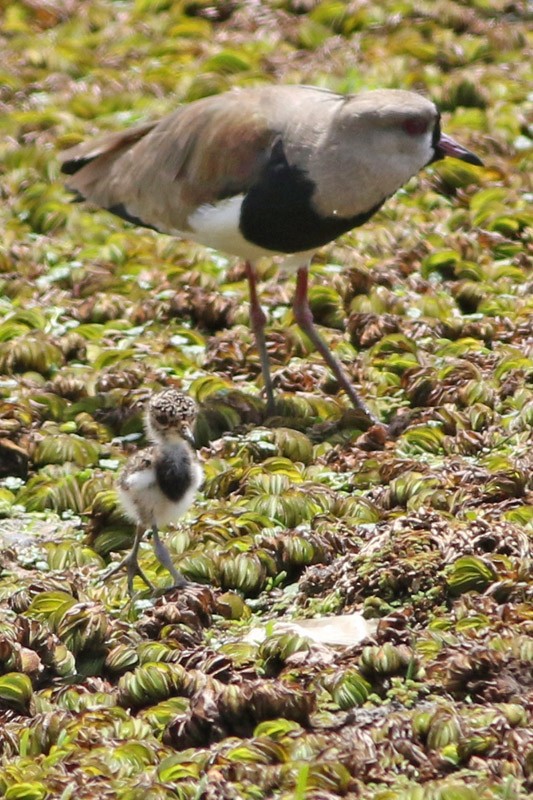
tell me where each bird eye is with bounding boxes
[402,117,429,136]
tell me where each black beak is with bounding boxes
[435,132,483,167]
[181,425,196,448]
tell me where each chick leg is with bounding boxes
[101,525,155,594]
[151,525,188,589]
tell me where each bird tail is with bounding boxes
[59,121,157,204]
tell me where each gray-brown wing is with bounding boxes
[60,90,278,233]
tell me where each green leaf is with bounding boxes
[446,556,497,595]
[0,673,33,712]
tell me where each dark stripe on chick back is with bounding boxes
[240,138,385,253]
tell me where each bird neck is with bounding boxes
[145,426,183,446]
[301,115,434,220]
[158,432,189,449]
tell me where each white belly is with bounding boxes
[118,460,203,529]
[184,195,314,269]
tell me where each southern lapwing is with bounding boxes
[61,85,483,425]
[104,388,203,594]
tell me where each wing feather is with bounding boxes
[60,91,277,233]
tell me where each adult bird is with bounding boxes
[60,85,483,425]
[104,388,203,594]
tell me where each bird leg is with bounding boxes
[150,525,188,589]
[101,525,156,595]
[293,266,381,427]
[245,261,276,415]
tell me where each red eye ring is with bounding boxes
[403,117,429,136]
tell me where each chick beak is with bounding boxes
[436,132,483,167]
[181,424,196,448]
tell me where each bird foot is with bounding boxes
[355,422,389,451]
[101,553,156,595]
[150,575,190,596]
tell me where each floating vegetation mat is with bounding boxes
[0,1,532,798]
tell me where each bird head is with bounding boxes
[145,389,198,447]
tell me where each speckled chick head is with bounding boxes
[145,389,198,446]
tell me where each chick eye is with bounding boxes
[402,117,429,136]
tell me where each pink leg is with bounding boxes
[245,261,275,414]
[293,266,380,426]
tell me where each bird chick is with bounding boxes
[104,389,203,595]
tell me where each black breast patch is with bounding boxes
[239,138,384,253]
[155,447,193,502]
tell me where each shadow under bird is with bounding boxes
[61,85,483,426]
[104,389,203,594]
